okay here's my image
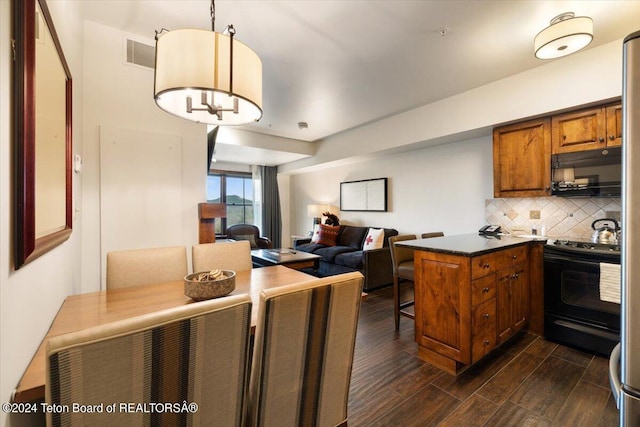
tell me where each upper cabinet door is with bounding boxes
[551,104,622,153]
[606,103,623,147]
[551,106,606,153]
[493,118,551,198]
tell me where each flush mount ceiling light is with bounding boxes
[534,12,593,60]
[153,0,262,125]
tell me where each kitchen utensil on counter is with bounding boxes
[591,218,620,244]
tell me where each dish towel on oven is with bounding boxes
[600,262,621,304]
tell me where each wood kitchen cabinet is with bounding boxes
[493,118,551,198]
[414,251,472,368]
[492,99,621,198]
[471,275,497,362]
[606,103,623,147]
[551,103,622,153]
[496,263,528,343]
[414,243,530,375]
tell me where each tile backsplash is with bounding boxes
[485,197,621,241]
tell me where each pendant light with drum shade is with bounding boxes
[534,12,593,60]
[153,0,262,125]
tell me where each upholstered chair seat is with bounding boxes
[396,262,415,281]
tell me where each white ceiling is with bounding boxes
[79,1,640,164]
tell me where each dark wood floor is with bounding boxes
[348,286,619,427]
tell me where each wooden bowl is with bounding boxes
[184,270,236,300]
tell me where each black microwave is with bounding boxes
[551,147,621,197]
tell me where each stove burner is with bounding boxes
[552,239,620,253]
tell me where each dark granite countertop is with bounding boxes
[396,233,542,257]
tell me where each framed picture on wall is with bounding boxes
[340,178,387,212]
[13,0,73,269]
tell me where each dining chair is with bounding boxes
[45,293,252,427]
[106,245,188,289]
[389,234,418,330]
[246,271,364,427]
[192,240,253,273]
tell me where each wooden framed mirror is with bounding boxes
[14,0,72,269]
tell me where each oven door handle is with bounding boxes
[544,253,614,266]
[609,342,622,409]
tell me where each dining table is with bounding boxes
[12,265,316,403]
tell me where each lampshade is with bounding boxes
[307,204,328,218]
[534,12,593,60]
[154,12,262,125]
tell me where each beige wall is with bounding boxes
[0,2,84,426]
[81,20,207,292]
[289,136,493,240]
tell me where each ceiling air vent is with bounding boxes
[126,39,155,69]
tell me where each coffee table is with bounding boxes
[251,248,321,271]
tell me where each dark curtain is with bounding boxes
[207,126,218,171]
[260,166,282,248]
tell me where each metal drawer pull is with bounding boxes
[482,313,490,319]
[484,340,491,346]
[482,287,490,293]
[512,255,517,260]
[483,263,490,269]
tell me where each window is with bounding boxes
[207,171,254,234]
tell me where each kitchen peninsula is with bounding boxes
[397,234,544,375]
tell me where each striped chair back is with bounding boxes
[46,294,252,427]
[247,272,364,427]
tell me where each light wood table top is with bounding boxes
[12,266,316,403]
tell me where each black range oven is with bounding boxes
[544,240,621,355]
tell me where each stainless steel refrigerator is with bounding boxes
[610,29,640,426]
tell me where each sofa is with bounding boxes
[294,225,398,292]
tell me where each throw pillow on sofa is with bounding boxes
[363,228,385,251]
[311,224,321,243]
[317,224,340,246]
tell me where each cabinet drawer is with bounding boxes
[472,298,496,334]
[495,246,527,271]
[472,253,496,279]
[471,274,496,306]
[472,328,496,363]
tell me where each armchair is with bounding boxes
[226,224,273,249]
